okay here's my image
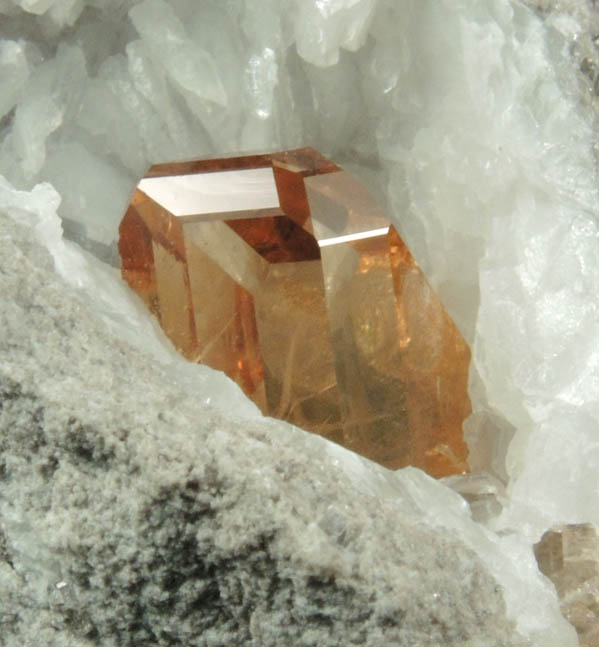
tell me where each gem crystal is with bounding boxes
[119,148,471,477]
[534,524,599,647]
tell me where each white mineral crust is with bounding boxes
[0,202,574,646]
[1,0,598,644]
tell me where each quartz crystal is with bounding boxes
[119,148,471,477]
[534,524,599,647]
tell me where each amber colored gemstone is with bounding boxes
[119,148,472,477]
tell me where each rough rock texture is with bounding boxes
[0,0,596,644]
[1,0,598,544]
[0,210,535,646]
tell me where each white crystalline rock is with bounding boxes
[13,0,53,14]
[11,93,63,180]
[0,43,86,183]
[1,0,83,25]
[125,40,205,159]
[375,0,599,541]
[0,40,31,121]
[0,175,63,255]
[0,0,598,643]
[129,0,228,108]
[240,0,288,53]
[48,0,84,27]
[294,0,378,67]
[237,1,290,145]
[245,48,279,120]
[0,174,262,419]
[303,52,369,154]
[328,443,576,644]
[43,142,135,245]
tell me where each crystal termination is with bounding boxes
[119,148,471,477]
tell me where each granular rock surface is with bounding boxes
[0,210,526,646]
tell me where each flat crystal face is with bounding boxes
[534,524,599,646]
[119,147,472,477]
[138,167,280,217]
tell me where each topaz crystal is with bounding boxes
[119,148,471,477]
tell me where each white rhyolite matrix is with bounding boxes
[0,0,598,644]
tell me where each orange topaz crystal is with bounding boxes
[119,148,471,477]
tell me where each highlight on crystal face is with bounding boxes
[118,148,472,477]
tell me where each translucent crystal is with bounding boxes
[534,524,599,647]
[119,148,472,477]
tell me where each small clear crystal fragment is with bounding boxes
[534,523,599,647]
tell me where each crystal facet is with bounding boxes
[119,148,471,477]
[534,524,599,647]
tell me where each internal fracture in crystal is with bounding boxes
[119,148,471,477]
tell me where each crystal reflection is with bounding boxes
[119,148,472,477]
